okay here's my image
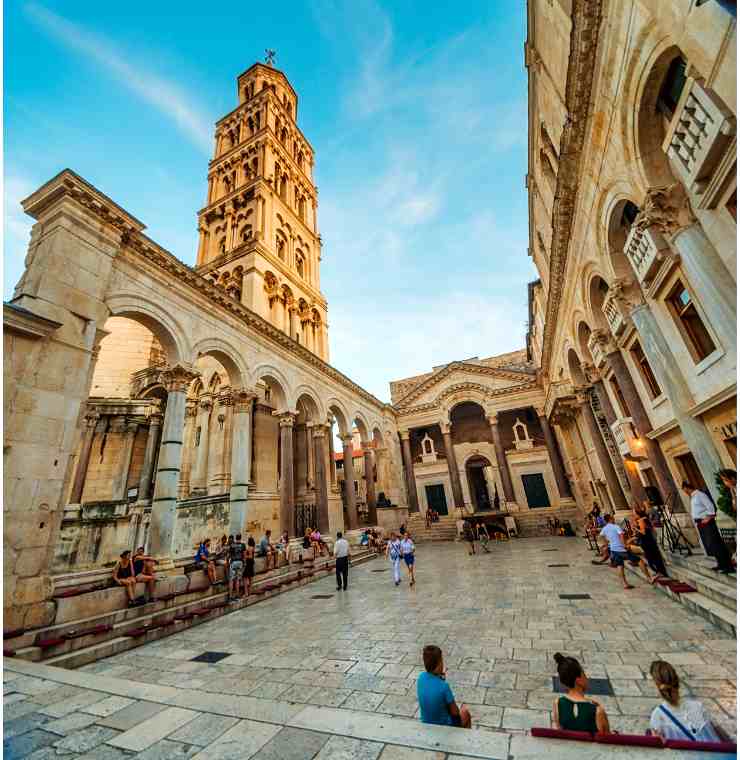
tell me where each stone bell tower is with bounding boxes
[195,61,329,360]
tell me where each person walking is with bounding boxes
[633,503,668,579]
[228,533,246,600]
[683,481,734,573]
[463,521,476,555]
[334,531,350,591]
[401,532,416,586]
[599,513,655,590]
[476,523,490,553]
[387,531,402,586]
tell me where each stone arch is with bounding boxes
[326,398,350,435]
[584,271,612,332]
[105,293,189,365]
[440,387,490,421]
[251,363,290,410]
[292,385,325,422]
[371,425,383,445]
[191,337,248,388]
[631,40,687,189]
[567,347,587,386]
[351,412,370,443]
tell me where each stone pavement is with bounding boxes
[3,537,736,758]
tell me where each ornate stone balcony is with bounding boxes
[587,331,606,369]
[623,224,670,288]
[602,287,630,337]
[610,416,642,458]
[664,79,736,196]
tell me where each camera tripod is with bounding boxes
[653,493,693,556]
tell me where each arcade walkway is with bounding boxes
[4,538,736,758]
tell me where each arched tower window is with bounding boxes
[296,253,305,279]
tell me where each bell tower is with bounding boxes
[195,61,329,361]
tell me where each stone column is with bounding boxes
[112,418,138,501]
[341,433,359,529]
[149,364,199,563]
[604,349,675,501]
[441,423,465,509]
[313,425,330,533]
[190,395,213,496]
[576,390,628,510]
[488,414,516,504]
[278,412,296,536]
[209,392,231,493]
[363,443,378,525]
[288,305,298,341]
[229,389,255,535]
[69,412,99,504]
[329,425,338,490]
[138,410,163,502]
[537,408,572,499]
[399,430,420,512]
[178,401,198,499]
[631,302,725,500]
[588,376,647,506]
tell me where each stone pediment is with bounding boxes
[394,362,536,410]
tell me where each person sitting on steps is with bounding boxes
[132,546,157,603]
[113,550,142,607]
[194,538,217,586]
[552,652,610,734]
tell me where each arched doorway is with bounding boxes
[466,455,494,512]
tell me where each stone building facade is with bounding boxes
[526,0,737,515]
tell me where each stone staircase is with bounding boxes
[406,514,458,542]
[510,508,582,537]
[3,548,378,669]
[626,550,736,636]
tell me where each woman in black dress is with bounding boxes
[633,503,668,579]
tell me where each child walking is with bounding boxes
[401,532,416,586]
[386,531,402,586]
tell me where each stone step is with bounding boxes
[667,551,737,589]
[625,563,736,637]
[7,551,378,667]
[667,564,736,612]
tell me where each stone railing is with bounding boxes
[587,331,606,368]
[623,224,670,287]
[664,79,736,196]
[602,288,629,337]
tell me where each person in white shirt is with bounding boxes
[386,532,403,586]
[400,533,416,587]
[648,660,727,743]
[682,481,734,573]
[599,513,654,590]
[334,532,350,591]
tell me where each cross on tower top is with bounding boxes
[264,49,277,66]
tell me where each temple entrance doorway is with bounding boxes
[466,455,492,511]
[522,473,550,509]
[425,484,448,516]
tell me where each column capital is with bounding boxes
[198,396,214,412]
[638,182,696,240]
[340,432,354,446]
[275,411,296,427]
[218,389,235,407]
[124,420,140,436]
[232,387,258,413]
[440,421,452,435]
[574,387,591,406]
[312,424,328,439]
[110,416,128,434]
[486,413,499,426]
[185,400,198,418]
[148,411,164,427]
[533,405,546,417]
[83,412,100,429]
[160,363,200,394]
[361,440,375,451]
[399,429,410,441]
[582,362,602,384]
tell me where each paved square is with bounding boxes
[4,538,736,758]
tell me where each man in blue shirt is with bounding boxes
[417,645,471,728]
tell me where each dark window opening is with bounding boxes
[667,281,717,362]
[622,201,639,227]
[630,341,662,399]
[657,57,687,117]
[608,375,631,418]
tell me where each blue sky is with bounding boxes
[5,1,536,402]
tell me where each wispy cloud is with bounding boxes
[24,3,212,154]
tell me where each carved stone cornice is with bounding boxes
[539,0,604,374]
[275,411,296,427]
[232,388,258,413]
[636,183,696,240]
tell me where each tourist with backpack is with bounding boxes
[386,531,402,586]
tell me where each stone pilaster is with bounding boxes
[111,418,139,501]
[399,430,419,513]
[149,364,199,563]
[69,412,99,504]
[190,395,213,496]
[138,410,163,502]
[488,414,516,504]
